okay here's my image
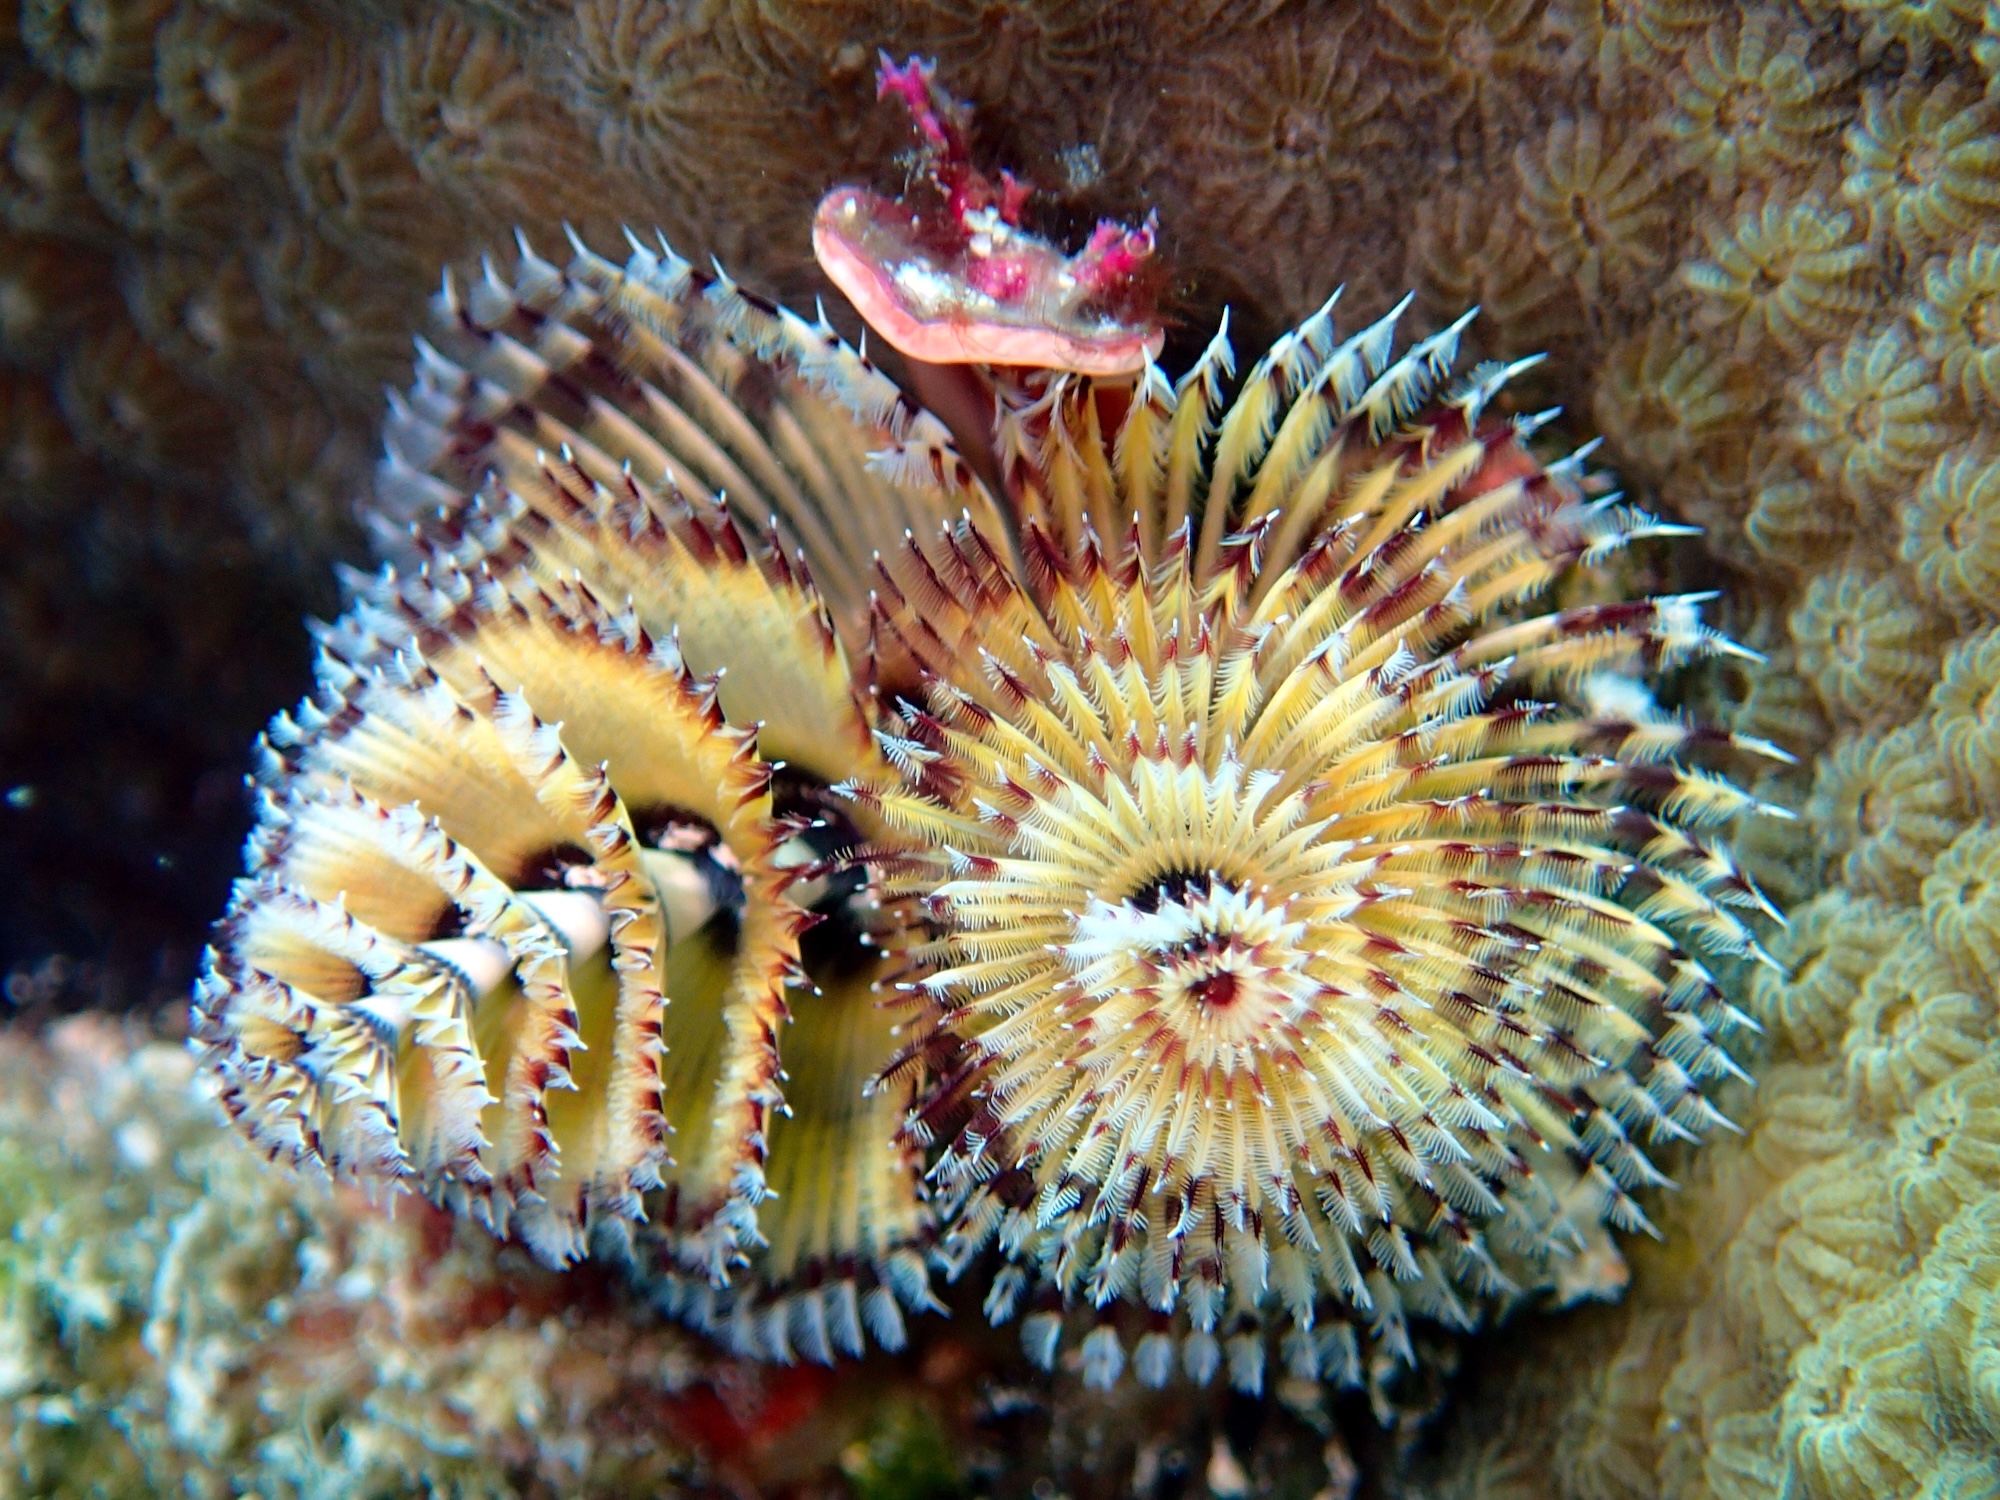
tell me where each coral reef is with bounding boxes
[0,0,1993,1492]
[0,1014,1387,1498]
[0,1013,704,1496]
[1392,9,2000,1494]
[0,0,1832,993]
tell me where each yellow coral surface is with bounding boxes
[1402,7,2000,1495]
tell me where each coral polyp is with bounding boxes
[1515,113,1670,303]
[1842,83,2000,253]
[1681,195,1872,357]
[1915,240,2000,406]
[196,56,1778,1393]
[1666,10,1852,193]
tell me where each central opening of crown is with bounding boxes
[1179,945,1249,1010]
[1063,869,1321,1042]
[1153,912,1272,1014]
[1126,867,1240,914]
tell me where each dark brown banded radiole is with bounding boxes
[197,229,975,1361]
[844,292,1789,1391]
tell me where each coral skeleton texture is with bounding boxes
[0,1019,1396,1498]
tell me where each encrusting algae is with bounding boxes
[2,1,1999,1495]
